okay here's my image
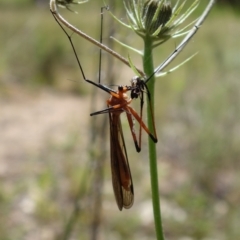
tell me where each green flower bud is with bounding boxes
[143,0,172,36]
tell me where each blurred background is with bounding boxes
[0,0,240,239]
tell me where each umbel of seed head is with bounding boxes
[143,0,172,36]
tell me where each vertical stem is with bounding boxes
[143,36,164,240]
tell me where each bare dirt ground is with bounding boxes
[0,90,90,176]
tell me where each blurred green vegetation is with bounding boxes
[0,1,240,240]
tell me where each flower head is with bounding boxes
[123,0,199,45]
[142,0,172,37]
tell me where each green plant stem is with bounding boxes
[143,35,164,240]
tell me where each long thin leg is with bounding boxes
[51,10,87,81]
[126,105,157,143]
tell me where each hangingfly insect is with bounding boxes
[88,81,157,210]
[51,7,157,210]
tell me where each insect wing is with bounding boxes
[109,112,134,210]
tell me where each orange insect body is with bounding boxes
[107,86,131,110]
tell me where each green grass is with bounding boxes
[0,2,240,240]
